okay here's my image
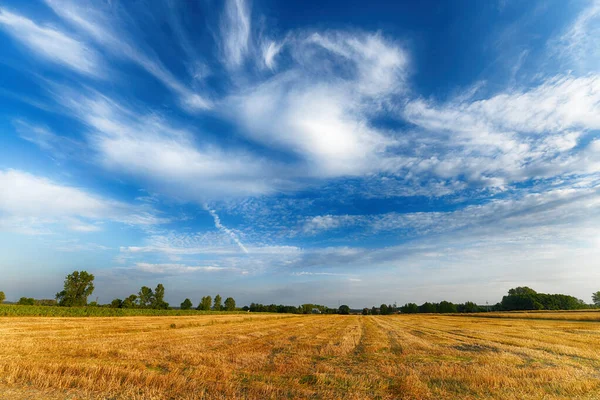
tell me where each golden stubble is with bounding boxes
[1,313,600,399]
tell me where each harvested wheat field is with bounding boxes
[1,313,600,400]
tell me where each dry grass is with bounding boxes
[456,309,600,322]
[1,313,600,399]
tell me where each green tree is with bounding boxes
[224,297,236,311]
[400,303,419,314]
[122,294,137,308]
[152,284,169,309]
[593,291,600,307]
[361,308,369,315]
[339,304,350,315]
[213,294,222,311]
[0,291,5,304]
[110,298,123,308]
[138,286,153,308]
[462,301,479,313]
[380,304,389,315]
[419,302,437,313]
[197,295,212,311]
[438,301,457,313]
[180,298,193,310]
[56,270,95,307]
[18,297,35,305]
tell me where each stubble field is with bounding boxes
[1,312,600,399]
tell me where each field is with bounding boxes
[0,304,241,317]
[1,313,600,399]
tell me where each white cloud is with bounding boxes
[403,75,600,187]
[261,40,283,70]
[551,0,600,72]
[303,215,357,235]
[0,169,166,233]
[43,0,211,111]
[54,90,285,198]
[0,8,101,76]
[205,206,249,253]
[220,0,251,68]
[225,31,408,178]
[134,263,234,275]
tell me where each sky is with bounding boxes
[0,0,599,308]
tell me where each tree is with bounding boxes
[0,291,5,304]
[419,302,437,313]
[339,304,350,315]
[152,284,169,309]
[224,297,236,311]
[213,294,222,311]
[122,294,137,308]
[18,297,35,305]
[400,303,419,314]
[593,291,600,307]
[438,301,457,313]
[138,286,153,308]
[180,298,193,310]
[462,301,479,313]
[197,295,212,311]
[380,304,389,315]
[362,308,369,315]
[56,270,95,307]
[110,298,123,308]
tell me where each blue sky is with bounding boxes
[1,0,599,307]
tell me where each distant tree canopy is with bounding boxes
[224,297,236,311]
[438,301,457,313]
[213,294,222,311]
[501,287,585,311]
[593,291,600,307]
[0,291,5,304]
[180,298,193,310]
[338,304,350,315]
[197,296,212,311]
[18,297,35,305]
[56,271,95,307]
[109,284,169,309]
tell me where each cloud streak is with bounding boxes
[0,8,101,76]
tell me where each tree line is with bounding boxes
[2,272,600,314]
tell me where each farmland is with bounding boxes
[1,313,600,399]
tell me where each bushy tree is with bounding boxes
[18,297,35,305]
[419,302,437,313]
[0,291,5,304]
[197,295,212,311]
[400,303,419,314]
[122,294,137,308]
[152,284,169,309]
[462,301,480,313]
[438,301,457,313]
[339,304,350,315]
[224,297,236,311]
[110,298,123,308]
[593,291,600,307]
[56,270,95,307]
[180,298,193,310]
[380,304,389,315]
[137,286,153,308]
[213,294,222,311]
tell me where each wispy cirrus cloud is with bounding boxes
[220,0,251,68]
[52,89,284,198]
[0,169,167,234]
[551,0,600,72]
[43,0,211,111]
[0,7,102,77]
